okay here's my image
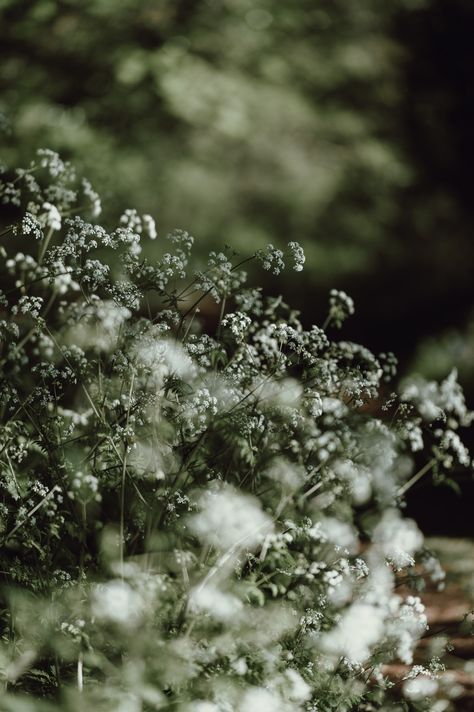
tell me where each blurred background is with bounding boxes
[1,0,473,533]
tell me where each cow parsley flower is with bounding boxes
[82,178,102,217]
[189,583,243,621]
[142,213,157,239]
[222,311,252,340]
[190,485,273,550]
[91,581,144,627]
[398,418,424,452]
[327,289,355,328]
[288,241,305,272]
[41,201,61,231]
[281,668,311,703]
[322,603,385,664]
[37,148,70,178]
[373,509,423,570]
[133,333,195,381]
[257,244,285,275]
[12,295,44,318]
[401,369,473,426]
[436,428,471,468]
[239,687,287,712]
[68,470,101,503]
[15,212,44,240]
[379,351,398,381]
[120,208,142,232]
[403,676,439,701]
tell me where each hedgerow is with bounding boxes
[0,151,472,711]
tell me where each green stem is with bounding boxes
[397,457,436,497]
[77,651,83,692]
[120,372,135,579]
[38,225,54,264]
[215,296,226,343]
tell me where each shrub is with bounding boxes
[0,150,472,711]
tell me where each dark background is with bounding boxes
[1,0,473,533]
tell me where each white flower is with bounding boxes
[232,658,248,675]
[401,369,473,426]
[304,389,323,418]
[363,556,394,606]
[69,300,131,351]
[133,334,196,381]
[334,459,372,505]
[13,295,44,318]
[401,419,424,452]
[386,595,428,664]
[82,178,102,217]
[185,387,219,435]
[19,212,43,240]
[239,687,287,712]
[41,202,62,231]
[98,302,131,332]
[256,244,285,275]
[222,311,252,340]
[143,214,157,239]
[284,668,311,703]
[129,443,170,481]
[373,509,423,570]
[38,148,68,177]
[189,583,243,621]
[265,458,305,492]
[322,517,358,553]
[259,377,303,407]
[322,603,385,664]
[403,676,438,701]
[190,484,273,551]
[327,289,355,328]
[91,580,144,627]
[288,241,306,272]
[439,368,473,425]
[439,429,471,467]
[120,208,142,232]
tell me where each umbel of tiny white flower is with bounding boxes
[288,240,306,271]
[326,288,355,328]
[189,484,274,550]
[256,241,306,275]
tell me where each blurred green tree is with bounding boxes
[1,0,474,366]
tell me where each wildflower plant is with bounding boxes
[0,150,472,711]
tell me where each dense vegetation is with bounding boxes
[1,1,473,708]
[0,150,472,710]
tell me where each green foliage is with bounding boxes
[0,0,418,276]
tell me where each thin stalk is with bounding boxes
[77,651,83,692]
[54,654,61,691]
[38,226,54,264]
[80,501,87,577]
[1,487,57,544]
[215,296,226,342]
[182,304,201,341]
[0,225,14,239]
[120,372,135,579]
[302,479,323,500]
[322,314,331,330]
[397,457,436,497]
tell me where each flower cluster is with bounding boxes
[327,288,355,328]
[0,151,471,711]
